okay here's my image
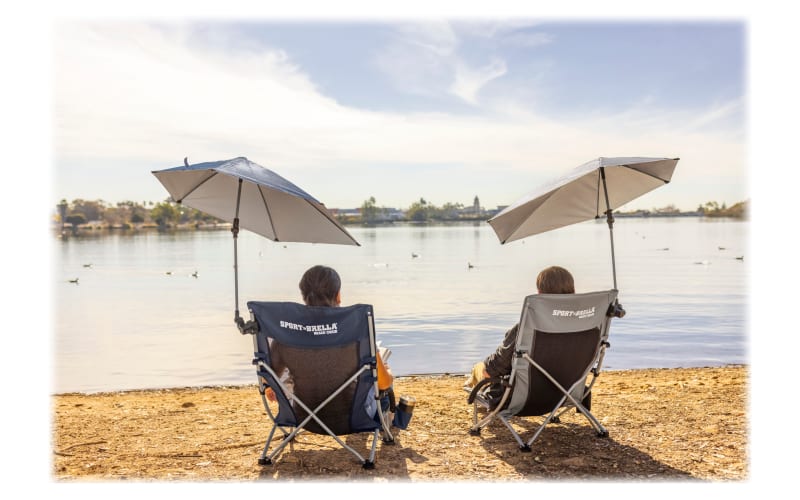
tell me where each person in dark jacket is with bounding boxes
[467,266,575,394]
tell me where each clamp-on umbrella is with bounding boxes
[152,157,359,331]
[487,156,679,310]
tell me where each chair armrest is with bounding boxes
[467,377,504,404]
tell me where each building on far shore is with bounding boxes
[330,207,406,224]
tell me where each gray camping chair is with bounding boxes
[467,290,621,451]
[244,301,394,469]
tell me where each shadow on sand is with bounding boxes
[256,431,427,481]
[473,417,694,480]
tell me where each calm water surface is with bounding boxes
[54,218,748,393]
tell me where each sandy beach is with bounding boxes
[52,365,747,482]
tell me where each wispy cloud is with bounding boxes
[54,22,344,164]
[395,22,458,57]
[375,21,553,105]
[682,98,744,132]
[454,19,544,40]
[449,58,507,104]
[501,31,554,48]
[376,21,512,105]
[374,23,457,98]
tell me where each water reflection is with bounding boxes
[54,218,748,393]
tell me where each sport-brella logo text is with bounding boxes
[279,320,339,335]
[551,307,596,319]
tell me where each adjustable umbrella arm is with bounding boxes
[599,167,619,292]
[604,207,614,228]
[231,220,259,334]
[232,179,244,331]
[599,167,627,318]
[236,316,259,335]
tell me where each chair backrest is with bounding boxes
[247,301,379,435]
[506,290,618,416]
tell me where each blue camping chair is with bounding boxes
[244,301,394,469]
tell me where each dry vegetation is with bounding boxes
[52,366,747,482]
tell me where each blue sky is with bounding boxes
[52,18,746,211]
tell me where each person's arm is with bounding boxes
[483,323,519,378]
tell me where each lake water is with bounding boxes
[53,217,748,394]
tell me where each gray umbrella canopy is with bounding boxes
[488,156,679,292]
[152,157,359,329]
[152,157,358,246]
[488,157,679,244]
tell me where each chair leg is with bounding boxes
[260,425,302,465]
[523,399,566,449]
[573,401,607,437]
[378,406,394,444]
[497,413,530,450]
[468,401,483,435]
[364,428,379,467]
[258,424,281,465]
[470,405,500,435]
[468,387,510,436]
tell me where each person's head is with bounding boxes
[299,265,342,306]
[536,266,575,294]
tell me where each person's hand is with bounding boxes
[265,387,277,402]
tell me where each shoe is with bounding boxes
[484,383,504,410]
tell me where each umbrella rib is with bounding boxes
[257,185,279,241]
[622,164,672,183]
[306,201,361,246]
[175,171,219,203]
[598,164,672,213]
[595,170,602,217]
[501,190,559,244]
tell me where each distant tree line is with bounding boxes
[54,196,749,234]
[697,200,748,219]
[342,196,484,224]
[54,198,223,233]
[405,198,469,221]
[615,200,748,220]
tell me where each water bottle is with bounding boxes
[392,395,415,429]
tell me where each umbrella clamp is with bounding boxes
[231,217,240,237]
[236,317,259,335]
[606,301,626,318]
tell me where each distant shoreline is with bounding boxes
[54,213,747,237]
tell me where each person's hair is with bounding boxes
[536,266,575,294]
[299,265,341,306]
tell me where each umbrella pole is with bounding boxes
[606,210,618,291]
[600,169,626,318]
[599,167,618,291]
[233,179,243,327]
